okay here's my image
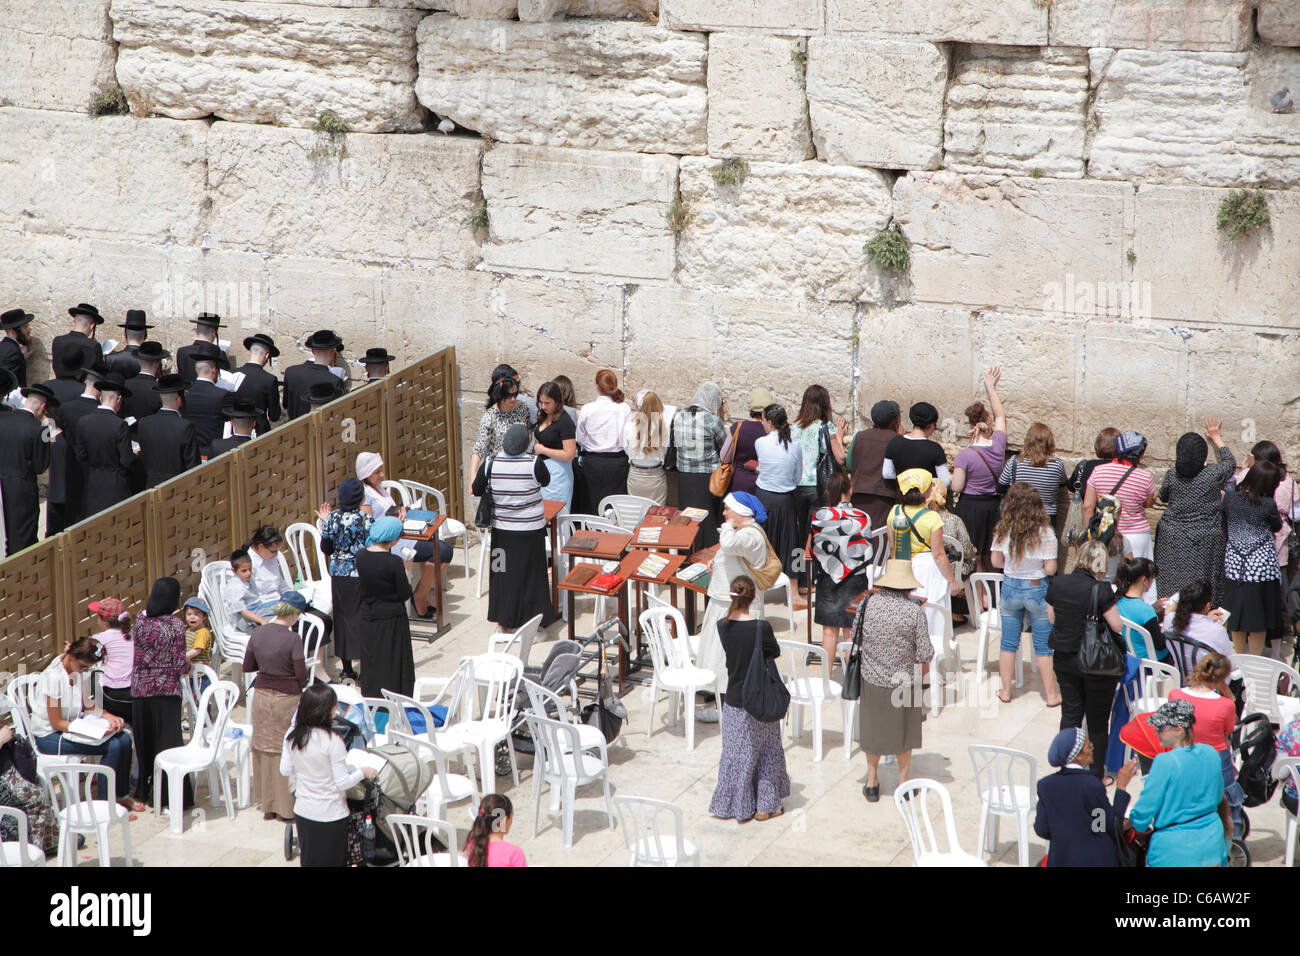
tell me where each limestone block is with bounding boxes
[707,34,812,163]
[892,173,1131,316]
[677,159,892,302]
[415,15,707,155]
[384,266,497,390]
[944,46,1089,179]
[206,122,483,268]
[806,39,948,170]
[1133,185,1300,330]
[1089,48,1300,188]
[1050,0,1252,51]
[111,0,424,132]
[0,1,116,112]
[625,286,854,415]
[518,0,567,18]
[265,257,383,359]
[1186,328,1300,460]
[827,0,1047,46]
[569,0,658,15]
[493,276,625,388]
[661,0,822,33]
[1259,0,1300,46]
[453,0,517,15]
[481,144,677,282]
[0,108,207,244]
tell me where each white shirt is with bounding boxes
[755,432,804,494]
[708,521,770,602]
[29,656,90,739]
[991,528,1059,579]
[576,395,631,454]
[248,548,287,605]
[279,727,364,823]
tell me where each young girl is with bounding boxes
[88,597,133,723]
[465,794,527,867]
[1113,557,1169,661]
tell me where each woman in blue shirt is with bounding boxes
[1113,557,1169,661]
[754,404,803,580]
[1128,699,1229,867]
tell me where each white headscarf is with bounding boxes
[356,451,383,481]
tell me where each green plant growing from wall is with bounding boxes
[1030,167,1044,179]
[790,47,807,68]
[1216,188,1270,241]
[470,199,489,233]
[1126,248,1137,264]
[864,222,910,275]
[711,157,750,189]
[308,110,350,161]
[87,85,129,117]
[667,197,692,234]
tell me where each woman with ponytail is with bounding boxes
[1161,579,1234,672]
[575,369,631,513]
[88,596,134,723]
[465,794,526,866]
[754,403,803,580]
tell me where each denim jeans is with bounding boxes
[35,730,134,798]
[999,576,1052,655]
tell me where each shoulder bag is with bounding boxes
[661,416,678,472]
[740,620,790,722]
[1077,581,1126,677]
[473,458,494,529]
[709,422,741,497]
[815,422,838,500]
[841,593,868,701]
[740,529,784,591]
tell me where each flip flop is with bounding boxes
[997,692,1012,704]
[119,797,147,813]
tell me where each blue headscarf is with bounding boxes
[367,516,403,545]
[724,491,767,524]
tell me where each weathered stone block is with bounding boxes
[494,276,626,389]
[1258,0,1300,46]
[453,0,517,15]
[206,122,483,268]
[384,266,497,391]
[569,0,658,15]
[0,108,207,244]
[893,173,1131,316]
[0,1,117,113]
[1186,328,1300,461]
[708,34,813,163]
[265,257,383,361]
[416,15,707,155]
[677,159,892,301]
[111,0,423,132]
[518,0,566,19]
[827,0,1048,46]
[481,144,677,282]
[806,38,948,170]
[1050,0,1252,51]
[661,0,822,33]
[944,46,1089,179]
[1089,48,1300,188]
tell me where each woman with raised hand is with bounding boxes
[1154,421,1235,601]
[316,477,373,682]
[1221,460,1284,656]
[951,366,1007,575]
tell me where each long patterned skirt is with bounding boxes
[709,703,790,822]
[0,765,59,852]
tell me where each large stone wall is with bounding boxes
[3,0,1299,474]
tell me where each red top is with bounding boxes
[1169,687,1236,752]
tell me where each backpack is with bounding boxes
[1235,713,1279,808]
[1086,465,1136,545]
[890,506,935,561]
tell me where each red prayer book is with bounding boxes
[588,572,625,592]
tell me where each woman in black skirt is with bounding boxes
[355,517,414,699]
[1221,461,1284,657]
[811,472,872,664]
[951,366,1006,574]
[472,424,558,630]
[575,369,631,517]
[316,477,372,681]
[671,382,728,549]
[753,404,803,580]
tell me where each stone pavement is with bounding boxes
[66,563,1293,868]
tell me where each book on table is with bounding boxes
[635,553,670,579]
[565,564,601,587]
[63,715,113,745]
[667,514,692,527]
[680,507,709,522]
[402,519,429,535]
[636,527,662,545]
[645,505,679,518]
[405,508,438,523]
[677,562,708,582]
[589,572,625,592]
[566,534,601,551]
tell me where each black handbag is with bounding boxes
[841,594,867,701]
[473,458,494,529]
[815,421,837,500]
[740,620,790,722]
[661,417,677,472]
[1077,581,1125,677]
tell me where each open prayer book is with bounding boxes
[64,715,113,745]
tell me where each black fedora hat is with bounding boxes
[193,312,223,329]
[135,340,171,362]
[120,309,152,331]
[189,341,223,363]
[1,308,34,330]
[93,371,132,397]
[242,332,280,358]
[68,303,104,324]
[79,360,111,381]
[305,380,344,405]
[362,347,397,365]
[55,352,86,378]
[22,383,59,408]
[304,329,344,352]
[222,395,260,419]
[152,373,189,394]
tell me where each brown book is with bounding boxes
[667,514,691,527]
[566,533,601,551]
[565,563,601,587]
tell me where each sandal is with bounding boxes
[997,691,1013,704]
[754,808,785,822]
[118,797,147,813]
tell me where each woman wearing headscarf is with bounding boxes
[1154,420,1235,601]
[468,365,532,510]
[355,517,415,698]
[1083,429,1157,569]
[1129,700,1230,867]
[244,590,309,822]
[316,477,373,681]
[671,381,728,549]
[811,472,872,664]
[888,469,960,637]
[726,388,772,497]
[1033,728,1137,867]
[130,577,191,807]
[847,399,903,533]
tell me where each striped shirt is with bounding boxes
[479,454,550,532]
[1087,460,1156,535]
[998,456,1067,516]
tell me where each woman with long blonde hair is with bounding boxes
[624,389,670,504]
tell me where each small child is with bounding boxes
[465,794,526,867]
[182,596,213,669]
[229,548,273,633]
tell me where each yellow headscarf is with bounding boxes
[897,468,934,497]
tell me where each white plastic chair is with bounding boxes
[475,528,492,599]
[46,762,133,867]
[5,675,85,780]
[437,654,523,796]
[297,612,326,687]
[836,639,859,759]
[401,479,472,580]
[153,680,240,834]
[524,712,615,849]
[0,807,44,867]
[381,479,413,509]
[969,745,1038,867]
[285,522,330,592]
[598,494,655,533]
[1235,655,1300,726]
[776,640,844,762]
[1119,617,1157,661]
[868,526,889,579]
[968,572,1031,689]
[488,613,544,669]
[200,560,247,680]
[222,686,253,809]
[614,795,699,867]
[360,696,404,747]
[389,730,481,823]
[1133,658,1179,714]
[181,663,221,739]
[756,572,797,633]
[923,600,962,717]
[640,606,718,752]
[893,778,986,867]
[387,814,464,867]
[521,678,608,757]
[1274,757,1299,868]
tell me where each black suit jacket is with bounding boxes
[181,379,226,457]
[0,408,49,552]
[175,340,233,384]
[1034,767,1132,867]
[51,394,99,517]
[50,331,99,375]
[72,407,134,517]
[283,361,346,419]
[121,372,163,423]
[233,362,281,434]
[136,409,200,487]
[0,336,26,388]
[208,433,252,458]
[105,348,142,380]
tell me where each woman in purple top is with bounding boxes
[728,388,773,496]
[951,367,1006,573]
[129,576,191,808]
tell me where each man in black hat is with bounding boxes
[122,340,169,423]
[303,380,344,409]
[234,332,281,435]
[106,309,152,378]
[38,357,90,535]
[53,362,111,527]
[136,374,200,488]
[175,312,233,383]
[361,347,397,383]
[283,329,347,420]
[181,342,227,458]
[72,372,135,518]
[0,307,34,388]
[0,383,58,554]
[209,395,259,458]
[51,303,103,375]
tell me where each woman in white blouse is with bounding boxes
[754,404,804,580]
[576,369,632,516]
[280,683,377,867]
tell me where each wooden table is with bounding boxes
[543,499,565,616]
[402,514,447,637]
[558,530,632,641]
[558,564,632,690]
[621,549,688,669]
[629,515,700,553]
[667,544,717,634]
